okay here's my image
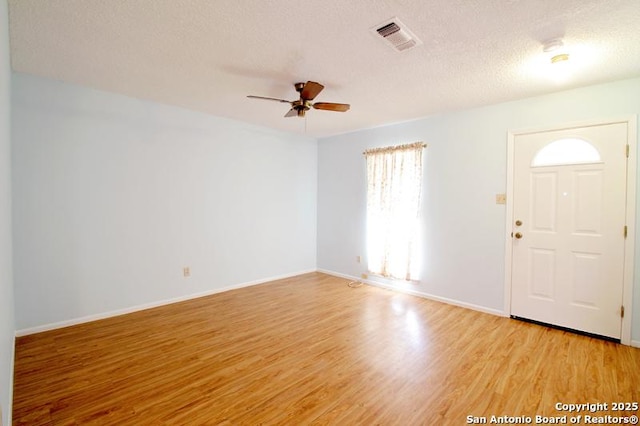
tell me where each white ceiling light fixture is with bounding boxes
[543,38,570,63]
[542,38,572,83]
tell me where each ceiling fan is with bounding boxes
[247,81,350,118]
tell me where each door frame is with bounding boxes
[504,116,637,345]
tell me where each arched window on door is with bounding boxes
[531,138,601,167]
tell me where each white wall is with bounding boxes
[10,71,640,346]
[0,0,15,423]
[318,77,640,341]
[12,73,317,331]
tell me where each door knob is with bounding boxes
[514,232,523,239]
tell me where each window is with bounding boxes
[532,138,601,167]
[364,142,425,281]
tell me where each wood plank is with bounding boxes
[13,272,640,424]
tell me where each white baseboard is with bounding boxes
[15,269,317,337]
[317,268,506,317]
[632,340,640,348]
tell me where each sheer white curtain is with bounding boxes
[365,142,425,281]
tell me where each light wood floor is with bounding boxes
[13,272,640,425]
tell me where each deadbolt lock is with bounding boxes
[515,220,523,226]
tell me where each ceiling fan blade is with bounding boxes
[247,95,291,104]
[312,102,350,112]
[301,81,324,100]
[284,108,298,117]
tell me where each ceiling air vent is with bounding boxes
[371,17,423,52]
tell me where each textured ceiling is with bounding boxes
[7,0,640,138]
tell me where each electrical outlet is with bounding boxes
[361,273,368,279]
[356,255,361,263]
[183,267,191,277]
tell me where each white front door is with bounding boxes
[510,122,629,339]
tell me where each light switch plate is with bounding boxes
[496,194,506,204]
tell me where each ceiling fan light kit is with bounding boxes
[247,81,350,118]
